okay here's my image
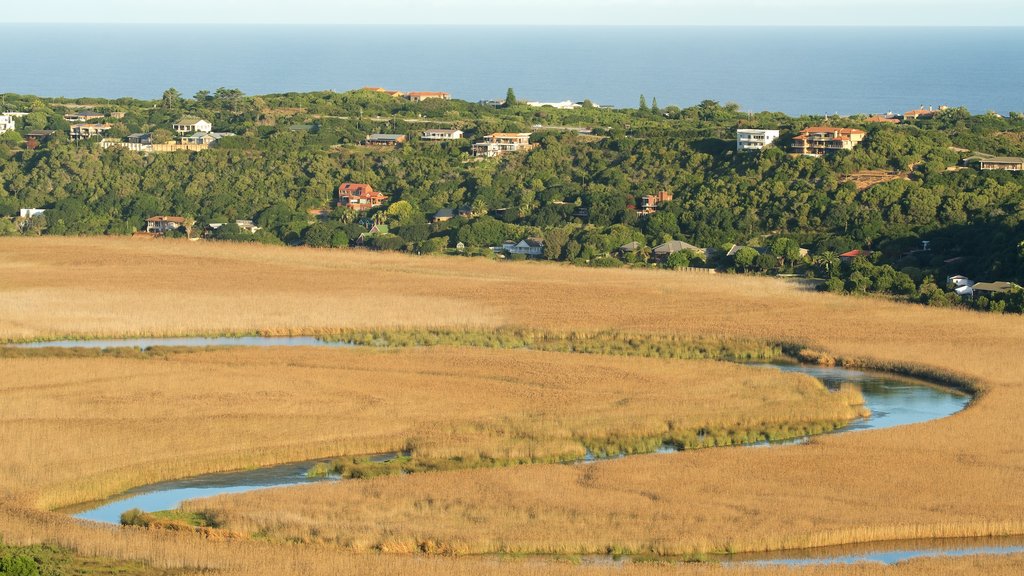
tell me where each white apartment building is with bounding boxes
[736,129,780,152]
[0,114,15,134]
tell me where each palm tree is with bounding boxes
[814,251,840,278]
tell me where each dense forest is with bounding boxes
[1,88,1022,312]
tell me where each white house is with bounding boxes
[736,129,780,152]
[0,114,15,134]
[494,238,545,257]
[173,117,213,135]
[421,129,464,141]
[19,208,46,219]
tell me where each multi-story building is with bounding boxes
[145,216,186,235]
[637,191,674,216]
[0,114,15,134]
[790,127,866,157]
[69,123,112,141]
[472,133,534,158]
[337,183,388,211]
[736,129,780,152]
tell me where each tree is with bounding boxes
[733,247,759,271]
[151,129,175,145]
[665,250,692,269]
[504,88,517,107]
[650,97,660,115]
[161,88,182,109]
[814,251,840,278]
[303,222,335,248]
[638,95,648,113]
[543,228,569,260]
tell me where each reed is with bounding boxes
[2,237,1024,574]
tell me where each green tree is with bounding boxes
[505,88,517,107]
[733,247,759,271]
[543,228,569,260]
[638,95,648,113]
[161,88,182,109]
[302,222,336,248]
[650,97,660,115]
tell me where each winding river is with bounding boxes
[17,337,1019,565]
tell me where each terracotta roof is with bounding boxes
[800,127,866,135]
[338,183,387,199]
[840,249,872,258]
[146,216,186,224]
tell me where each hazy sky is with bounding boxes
[3,0,1023,26]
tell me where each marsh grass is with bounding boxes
[2,238,1024,574]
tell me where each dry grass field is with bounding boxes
[0,346,860,511]
[1,237,1024,575]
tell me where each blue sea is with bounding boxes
[0,25,1021,115]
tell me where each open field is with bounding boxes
[0,346,860,510]
[1,237,1024,574]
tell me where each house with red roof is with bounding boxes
[337,183,388,212]
[839,249,873,263]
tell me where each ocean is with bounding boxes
[0,25,1021,115]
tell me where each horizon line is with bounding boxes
[3,22,1024,27]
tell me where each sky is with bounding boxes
[3,0,1024,26]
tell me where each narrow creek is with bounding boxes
[16,336,1008,566]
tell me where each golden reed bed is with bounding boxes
[1,237,1023,575]
[0,346,861,510]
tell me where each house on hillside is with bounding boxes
[637,191,673,216]
[964,155,1024,171]
[430,208,455,223]
[0,114,15,134]
[902,106,947,121]
[365,134,408,147]
[653,240,706,260]
[173,117,213,135]
[208,220,262,234]
[25,129,55,143]
[19,208,46,219]
[472,133,535,158]
[865,114,901,124]
[972,281,1021,297]
[526,101,582,110]
[181,132,235,148]
[422,129,464,141]
[495,238,545,258]
[357,224,390,244]
[145,216,186,235]
[839,249,873,262]
[337,183,388,212]
[361,87,404,97]
[69,123,112,141]
[790,127,866,157]
[63,110,104,123]
[406,91,451,102]
[126,133,154,145]
[736,129,780,152]
[618,241,641,256]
